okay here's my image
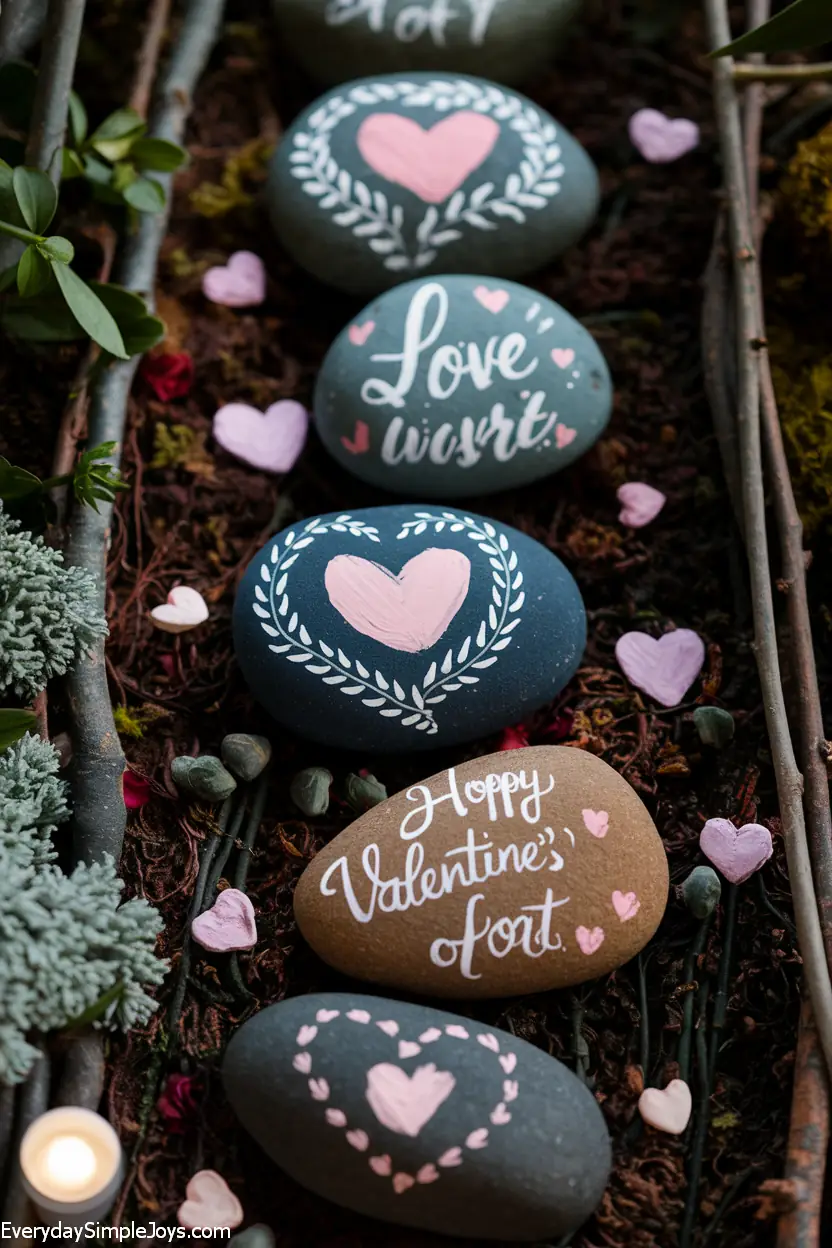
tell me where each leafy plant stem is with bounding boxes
[708,883,737,1083]
[205,790,249,900]
[734,59,832,81]
[232,770,270,891]
[25,0,87,182]
[679,978,713,1248]
[0,219,44,245]
[678,914,712,1084]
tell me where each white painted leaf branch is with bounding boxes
[251,511,525,736]
[288,79,564,272]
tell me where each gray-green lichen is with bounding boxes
[0,733,69,867]
[0,508,107,699]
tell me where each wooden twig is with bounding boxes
[776,999,830,1248]
[24,0,87,182]
[129,0,173,121]
[704,0,832,1079]
[65,0,227,868]
[734,62,832,83]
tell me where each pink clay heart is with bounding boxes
[699,818,773,884]
[576,925,605,955]
[473,286,510,314]
[202,250,266,307]
[357,111,500,204]
[639,1079,692,1134]
[349,320,375,346]
[213,400,308,474]
[615,629,705,707]
[556,425,577,449]
[190,888,257,952]
[177,1170,243,1230]
[612,890,640,922]
[366,1063,456,1138]
[499,1053,517,1075]
[369,1155,392,1177]
[629,109,700,164]
[150,586,209,634]
[617,482,666,528]
[325,548,471,653]
[438,1147,462,1167]
[417,1163,440,1184]
[393,1173,415,1195]
[582,808,609,838]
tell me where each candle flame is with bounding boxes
[43,1135,97,1191]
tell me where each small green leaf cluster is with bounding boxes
[714,0,832,56]
[63,101,188,214]
[0,440,128,519]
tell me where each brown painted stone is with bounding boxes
[294,746,668,997]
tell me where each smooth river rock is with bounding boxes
[232,506,586,751]
[223,991,611,1240]
[314,275,612,496]
[273,1,583,87]
[269,72,599,295]
[294,746,668,996]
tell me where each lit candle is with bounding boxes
[19,1108,123,1227]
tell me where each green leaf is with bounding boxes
[0,61,37,131]
[0,709,38,752]
[51,263,128,359]
[0,264,18,292]
[88,281,166,356]
[713,0,832,56]
[131,137,188,172]
[66,980,124,1029]
[89,107,146,162]
[1,291,86,341]
[17,245,51,296]
[68,90,88,146]
[12,166,57,233]
[123,175,165,213]
[0,455,42,500]
[111,161,137,194]
[71,441,127,513]
[62,148,86,180]
[38,235,75,264]
[82,153,114,186]
[0,156,24,226]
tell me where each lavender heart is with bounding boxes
[202,250,266,307]
[213,400,309,473]
[699,819,773,885]
[628,109,700,164]
[615,629,705,707]
[617,482,666,529]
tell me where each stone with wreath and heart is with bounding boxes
[267,72,600,295]
[223,992,611,1240]
[232,504,586,751]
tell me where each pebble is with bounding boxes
[290,767,333,816]
[232,505,586,751]
[681,865,721,919]
[314,275,611,497]
[272,1,584,87]
[221,733,272,781]
[638,1080,692,1135]
[692,705,734,748]
[223,991,611,1241]
[172,755,237,802]
[269,72,599,295]
[294,745,668,996]
[345,772,387,811]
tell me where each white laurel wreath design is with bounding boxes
[251,510,525,736]
[287,78,565,273]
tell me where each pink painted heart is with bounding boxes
[150,585,209,634]
[213,400,308,474]
[325,548,471,653]
[499,1053,516,1075]
[393,1173,415,1195]
[177,1170,243,1230]
[292,1052,312,1075]
[297,1025,318,1046]
[356,111,500,204]
[191,888,257,952]
[617,482,666,528]
[615,629,705,707]
[638,1079,692,1134]
[349,320,375,346]
[377,1020,399,1037]
[503,1080,519,1102]
[369,1155,392,1177]
[347,1009,371,1023]
[438,1146,462,1167]
[582,808,609,838]
[398,1040,421,1059]
[316,1009,339,1023]
[556,424,577,450]
[445,1025,468,1039]
[576,925,605,955]
[477,1034,499,1054]
[341,419,371,455]
[465,1128,489,1150]
[474,286,510,314]
[699,819,773,884]
[309,1078,329,1101]
[629,109,700,164]
[551,348,575,369]
[612,890,640,922]
[419,1028,442,1043]
[490,1103,511,1126]
[202,250,266,307]
[346,1129,370,1151]
[365,1063,456,1138]
[417,1163,439,1184]
[325,1108,347,1128]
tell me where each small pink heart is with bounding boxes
[292,1052,312,1075]
[465,1128,489,1150]
[477,1033,499,1054]
[150,586,209,634]
[419,1028,442,1043]
[177,1171,243,1230]
[377,1020,399,1037]
[308,1078,329,1101]
[474,285,510,314]
[699,818,773,884]
[490,1103,511,1126]
[438,1147,462,1167]
[296,1025,318,1046]
[213,400,308,474]
[369,1155,392,1177]
[639,1079,692,1134]
[316,1008,339,1023]
[582,808,609,838]
[417,1163,440,1184]
[617,482,667,528]
[341,419,371,455]
[551,348,575,369]
[576,925,605,955]
[556,424,577,449]
[398,1040,421,1059]
[629,109,700,164]
[503,1080,519,1102]
[499,1053,516,1075]
[190,888,257,953]
[616,629,705,707]
[202,250,266,307]
[325,1108,347,1127]
[612,890,640,922]
[349,320,375,346]
[393,1173,416,1195]
[445,1025,468,1039]
[346,1129,369,1151]
[347,1009,371,1023]
[357,111,500,204]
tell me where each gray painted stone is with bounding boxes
[223,992,610,1240]
[314,275,612,496]
[269,73,599,296]
[272,0,583,87]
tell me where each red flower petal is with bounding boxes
[123,769,151,809]
[498,725,529,751]
[140,352,194,402]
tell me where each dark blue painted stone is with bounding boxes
[268,72,600,296]
[223,992,611,1241]
[232,505,586,751]
[314,275,612,497]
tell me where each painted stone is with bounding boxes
[223,992,610,1241]
[314,276,611,497]
[269,73,599,296]
[294,746,668,996]
[232,506,586,752]
[272,1,583,87]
